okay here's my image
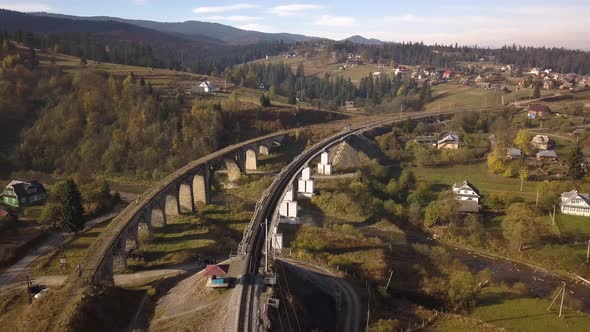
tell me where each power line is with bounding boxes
[278,261,302,331]
[275,267,293,332]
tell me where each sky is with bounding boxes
[1,0,589,49]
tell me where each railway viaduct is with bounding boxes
[84,132,286,286]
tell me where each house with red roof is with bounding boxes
[204,264,230,288]
[443,70,454,80]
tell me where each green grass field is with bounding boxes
[434,316,500,332]
[128,204,250,270]
[555,214,590,237]
[469,286,590,332]
[32,220,110,275]
[425,84,553,113]
[413,162,539,200]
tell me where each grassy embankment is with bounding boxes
[435,286,590,332]
[413,160,590,275]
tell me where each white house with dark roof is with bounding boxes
[531,135,552,150]
[193,81,215,94]
[452,180,481,213]
[560,190,590,217]
[437,134,460,150]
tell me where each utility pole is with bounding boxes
[400,104,403,120]
[26,275,32,304]
[265,218,269,273]
[559,283,566,318]
[547,282,566,318]
[552,205,556,225]
[385,269,394,291]
[536,190,539,208]
[365,286,371,332]
[586,239,589,264]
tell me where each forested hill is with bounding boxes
[31,12,315,45]
[0,9,290,74]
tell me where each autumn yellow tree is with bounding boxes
[514,130,532,156]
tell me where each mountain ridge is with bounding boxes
[342,35,385,45]
[30,12,317,45]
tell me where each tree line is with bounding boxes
[325,41,590,74]
[226,62,432,109]
[0,30,289,75]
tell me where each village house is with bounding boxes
[452,180,481,213]
[437,133,460,149]
[530,67,540,76]
[204,264,230,288]
[560,82,574,90]
[507,148,522,160]
[543,80,555,90]
[560,190,590,217]
[528,104,550,119]
[413,136,438,147]
[536,150,558,161]
[192,81,215,94]
[1,180,47,208]
[345,101,355,111]
[530,134,552,150]
[443,70,454,80]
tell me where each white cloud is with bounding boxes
[0,2,51,12]
[270,4,323,16]
[193,3,258,14]
[204,15,261,23]
[314,15,355,27]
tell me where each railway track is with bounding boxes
[236,109,478,331]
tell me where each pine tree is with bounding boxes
[60,179,85,232]
[532,81,541,99]
[567,143,584,179]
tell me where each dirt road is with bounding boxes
[0,212,117,288]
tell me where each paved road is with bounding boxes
[2,262,203,291]
[313,173,356,180]
[0,212,117,288]
[279,258,361,332]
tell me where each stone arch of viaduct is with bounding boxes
[87,132,286,286]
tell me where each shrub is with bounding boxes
[146,287,157,297]
[369,319,400,332]
[477,268,494,285]
[512,282,528,295]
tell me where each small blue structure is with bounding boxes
[204,264,229,288]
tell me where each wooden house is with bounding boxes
[1,180,47,208]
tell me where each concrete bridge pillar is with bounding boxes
[124,225,139,252]
[279,184,298,219]
[298,167,314,197]
[245,147,258,171]
[224,157,242,182]
[317,151,332,175]
[137,220,153,244]
[193,167,211,205]
[151,205,167,228]
[259,144,270,156]
[179,181,195,213]
[93,253,115,286]
[112,238,127,274]
[165,191,180,216]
